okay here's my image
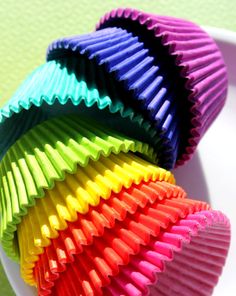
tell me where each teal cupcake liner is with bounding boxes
[0,58,160,160]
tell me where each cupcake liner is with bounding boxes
[0,57,159,162]
[47,27,183,169]
[21,179,182,251]
[17,156,174,262]
[20,180,184,284]
[51,210,230,296]
[2,151,173,262]
[0,114,167,261]
[96,8,228,166]
[104,211,230,296]
[33,197,209,292]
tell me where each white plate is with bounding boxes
[174,26,236,296]
[1,26,236,296]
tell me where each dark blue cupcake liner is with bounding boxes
[47,27,180,169]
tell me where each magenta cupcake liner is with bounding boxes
[96,8,228,166]
[46,27,183,169]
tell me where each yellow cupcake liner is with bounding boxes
[18,152,174,284]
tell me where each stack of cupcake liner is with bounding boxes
[0,7,231,296]
[96,8,228,166]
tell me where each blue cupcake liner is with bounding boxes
[47,27,181,169]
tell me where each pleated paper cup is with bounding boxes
[35,197,211,295]
[96,8,228,167]
[18,155,174,279]
[47,27,183,169]
[20,180,182,285]
[0,57,159,162]
[103,210,230,296]
[0,114,165,261]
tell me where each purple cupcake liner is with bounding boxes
[47,27,181,169]
[96,8,228,166]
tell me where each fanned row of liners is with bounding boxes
[0,7,231,296]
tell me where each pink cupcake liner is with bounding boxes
[96,8,228,166]
[102,210,231,296]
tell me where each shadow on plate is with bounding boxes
[216,39,236,85]
[173,151,210,203]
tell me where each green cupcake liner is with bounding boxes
[0,114,157,261]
